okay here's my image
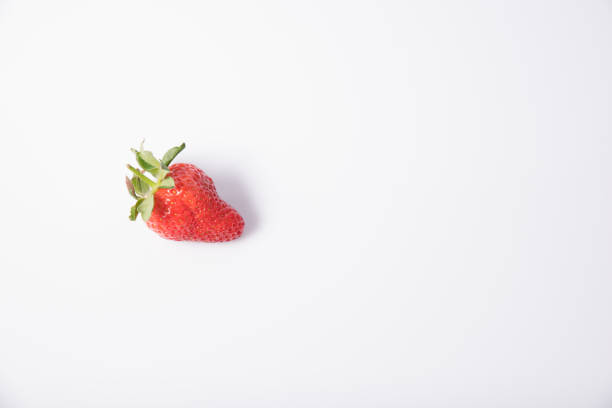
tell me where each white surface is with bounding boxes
[0,1,611,407]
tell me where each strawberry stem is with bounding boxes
[126,142,186,221]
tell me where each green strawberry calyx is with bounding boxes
[125,141,186,222]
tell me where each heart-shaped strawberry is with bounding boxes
[126,142,244,242]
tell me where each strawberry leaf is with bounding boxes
[126,176,138,199]
[132,175,149,196]
[138,195,154,222]
[149,168,169,179]
[137,151,161,172]
[161,143,186,167]
[159,176,175,189]
[129,199,143,221]
[127,164,157,188]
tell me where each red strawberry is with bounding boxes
[126,142,244,242]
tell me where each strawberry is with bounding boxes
[126,142,244,242]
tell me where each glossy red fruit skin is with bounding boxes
[146,163,244,242]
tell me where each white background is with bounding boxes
[0,1,611,407]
